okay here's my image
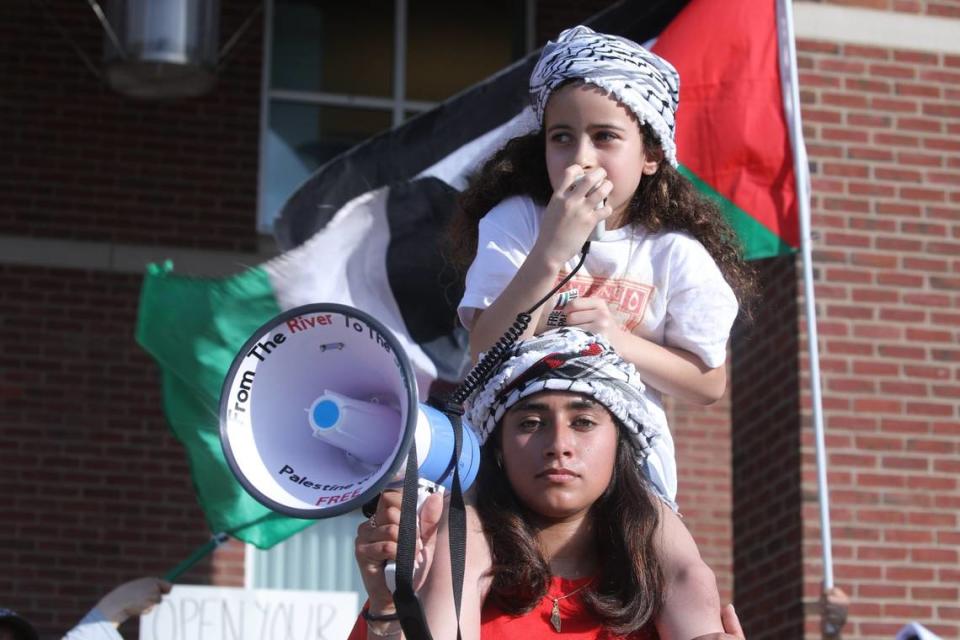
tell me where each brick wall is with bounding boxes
[0,0,263,252]
[730,256,806,639]
[0,265,244,640]
[0,1,263,637]
[795,29,960,638]
[668,394,735,604]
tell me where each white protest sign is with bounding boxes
[140,585,358,640]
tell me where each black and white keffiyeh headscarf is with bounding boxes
[529,25,681,167]
[465,327,664,465]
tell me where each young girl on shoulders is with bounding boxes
[450,25,757,639]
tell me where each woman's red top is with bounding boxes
[348,575,656,639]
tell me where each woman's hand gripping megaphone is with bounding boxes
[355,488,444,614]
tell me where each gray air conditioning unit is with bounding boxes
[101,0,220,99]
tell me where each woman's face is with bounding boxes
[499,390,618,523]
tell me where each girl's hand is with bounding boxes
[354,489,444,614]
[535,165,613,265]
[557,296,623,342]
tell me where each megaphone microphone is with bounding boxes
[219,303,481,588]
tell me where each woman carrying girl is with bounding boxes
[351,328,745,639]
[449,25,757,639]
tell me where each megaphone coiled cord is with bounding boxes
[450,243,591,407]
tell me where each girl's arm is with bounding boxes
[614,331,727,405]
[562,297,727,404]
[469,166,613,362]
[469,245,563,362]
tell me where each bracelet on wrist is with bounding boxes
[362,608,399,622]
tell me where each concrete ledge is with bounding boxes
[0,234,277,278]
[794,3,960,55]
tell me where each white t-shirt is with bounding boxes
[458,195,739,504]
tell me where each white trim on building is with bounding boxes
[793,2,960,54]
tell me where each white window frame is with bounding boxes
[256,0,443,232]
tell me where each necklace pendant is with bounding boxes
[550,598,561,633]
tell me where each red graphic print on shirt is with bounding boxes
[555,273,654,333]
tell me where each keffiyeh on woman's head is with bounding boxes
[529,25,681,167]
[465,327,664,464]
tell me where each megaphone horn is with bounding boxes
[219,303,480,521]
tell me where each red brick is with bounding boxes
[921,68,960,84]
[874,131,921,147]
[890,529,939,546]
[875,167,924,182]
[852,398,903,414]
[895,81,941,98]
[896,116,943,133]
[847,77,894,95]
[845,44,890,60]
[823,92,871,109]
[805,108,844,124]
[824,267,871,283]
[902,292,952,307]
[879,308,925,323]
[847,215,897,232]
[818,58,866,73]
[930,276,960,290]
[899,187,947,201]
[799,40,840,54]
[896,151,944,167]
[876,236,923,251]
[801,72,842,88]
[852,361,898,376]
[848,181,896,197]
[911,547,959,563]
[887,566,935,582]
[877,344,927,360]
[902,257,949,272]
[848,146,895,162]
[879,380,928,396]
[892,50,938,65]
[905,328,954,342]
[877,272,924,287]
[871,96,920,112]
[932,384,960,399]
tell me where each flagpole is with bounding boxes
[163,532,230,582]
[776,0,834,589]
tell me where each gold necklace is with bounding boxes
[548,580,592,633]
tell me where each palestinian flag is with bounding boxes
[654,0,801,257]
[136,0,803,549]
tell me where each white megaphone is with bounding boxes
[219,303,481,585]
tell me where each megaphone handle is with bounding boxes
[384,478,445,593]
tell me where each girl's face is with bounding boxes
[499,390,618,523]
[543,83,660,223]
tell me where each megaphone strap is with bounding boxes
[444,406,468,638]
[393,438,435,640]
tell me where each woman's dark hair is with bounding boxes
[475,421,664,636]
[447,122,759,314]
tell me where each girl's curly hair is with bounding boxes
[447,125,758,315]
